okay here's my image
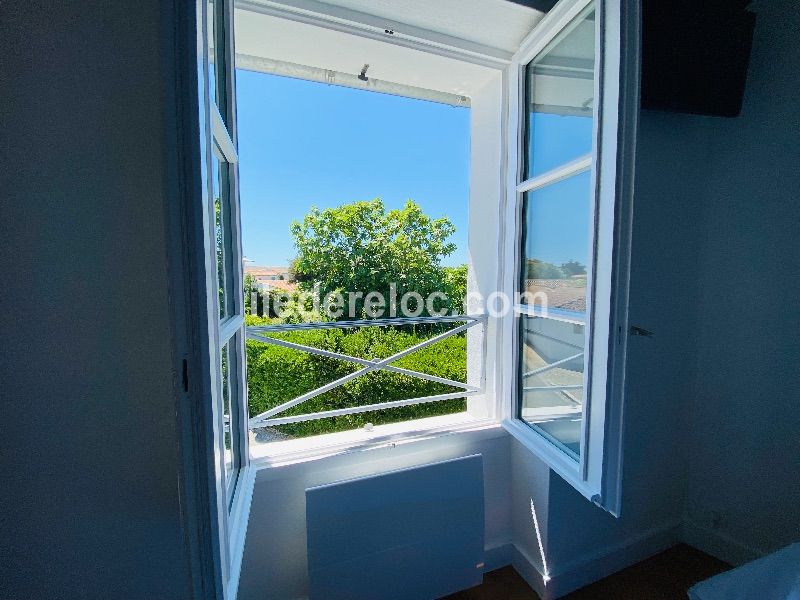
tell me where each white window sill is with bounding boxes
[249,412,503,468]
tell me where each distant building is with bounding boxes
[244,265,297,294]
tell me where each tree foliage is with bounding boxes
[290,198,464,317]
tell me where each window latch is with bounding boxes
[629,325,654,338]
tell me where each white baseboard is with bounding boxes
[510,521,683,599]
[682,520,764,566]
[483,542,513,573]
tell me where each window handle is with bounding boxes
[629,325,654,338]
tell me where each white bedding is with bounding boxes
[689,542,800,600]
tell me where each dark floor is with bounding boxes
[442,544,731,600]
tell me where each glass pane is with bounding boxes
[208,0,225,112]
[519,171,591,318]
[524,7,596,180]
[519,314,584,458]
[211,144,228,319]
[518,170,592,460]
[221,342,233,483]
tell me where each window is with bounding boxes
[503,0,637,515]
[198,0,253,592]
[206,0,246,510]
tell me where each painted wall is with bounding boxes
[238,429,511,600]
[0,2,195,598]
[510,106,713,597]
[683,0,800,564]
[511,1,800,593]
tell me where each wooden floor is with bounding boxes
[442,544,731,600]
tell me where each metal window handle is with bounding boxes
[629,325,654,337]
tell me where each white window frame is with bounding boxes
[235,1,511,462]
[221,1,638,517]
[499,0,639,516]
[201,0,254,596]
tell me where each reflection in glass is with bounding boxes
[211,144,227,319]
[208,0,225,113]
[519,314,584,458]
[524,9,596,179]
[221,342,232,483]
[517,170,592,459]
[520,171,591,318]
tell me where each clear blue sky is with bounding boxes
[235,69,470,267]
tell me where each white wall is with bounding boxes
[238,429,511,600]
[683,0,800,564]
[0,2,195,598]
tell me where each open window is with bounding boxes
[198,0,253,595]
[502,0,638,515]
[231,2,512,460]
[194,0,636,524]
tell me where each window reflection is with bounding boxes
[524,10,596,179]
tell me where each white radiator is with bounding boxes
[306,454,485,600]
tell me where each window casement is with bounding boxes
[500,0,638,516]
[200,0,253,595]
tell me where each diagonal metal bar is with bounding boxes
[253,391,479,427]
[248,314,478,333]
[247,331,478,392]
[248,320,475,425]
[522,351,584,379]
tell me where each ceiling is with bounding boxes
[308,0,545,54]
[234,0,548,100]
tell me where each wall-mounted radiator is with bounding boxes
[306,454,485,600]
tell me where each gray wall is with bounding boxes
[0,2,194,598]
[511,2,800,589]
[510,106,713,597]
[683,0,800,563]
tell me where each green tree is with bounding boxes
[290,198,460,318]
[560,260,587,277]
[525,258,565,279]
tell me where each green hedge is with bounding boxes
[246,317,467,437]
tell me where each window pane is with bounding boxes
[517,171,592,460]
[519,314,584,458]
[221,342,233,484]
[211,144,228,319]
[208,0,227,120]
[519,171,591,317]
[524,8,595,180]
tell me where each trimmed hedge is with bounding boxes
[246,317,467,437]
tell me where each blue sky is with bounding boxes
[235,69,470,267]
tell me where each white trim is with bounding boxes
[212,106,238,163]
[236,0,512,68]
[235,53,471,108]
[681,520,765,567]
[220,314,244,344]
[511,520,682,599]
[514,0,594,67]
[250,413,503,467]
[225,465,256,599]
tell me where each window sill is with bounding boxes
[249,412,503,468]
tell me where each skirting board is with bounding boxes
[509,521,683,599]
[682,521,764,567]
[483,543,514,573]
